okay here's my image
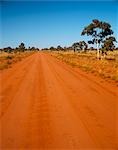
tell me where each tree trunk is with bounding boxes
[96,40,100,59]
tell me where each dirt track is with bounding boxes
[0,52,118,149]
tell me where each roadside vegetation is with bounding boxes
[42,19,118,84]
[1,19,118,84]
[50,51,118,84]
[0,43,39,70]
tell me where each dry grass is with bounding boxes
[0,51,35,70]
[50,50,118,83]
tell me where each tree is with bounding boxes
[31,47,36,51]
[101,36,116,55]
[57,45,63,51]
[81,19,114,59]
[72,42,79,52]
[78,41,88,52]
[3,47,12,53]
[19,42,25,52]
[72,41,88,52]
[50,46,55,51]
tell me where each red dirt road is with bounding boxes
[0,52,118,149]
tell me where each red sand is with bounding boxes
[0,52,118,149]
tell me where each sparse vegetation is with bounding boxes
[42,19,117,84]
[0,42,39,70]
[1,19,117,85]
[0,51,36,70]
[50,50,118,83]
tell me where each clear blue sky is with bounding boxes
[0,0,118,48]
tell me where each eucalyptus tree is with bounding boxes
[72,41,88,52]
[19,42,25,52]
[50,46,55,51]
[102,36,116,54]
[81,19,114,59]
[72,42,79,52]
[78,41,88,52]
[57,45,63,51]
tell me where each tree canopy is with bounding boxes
[72,41,88,52]
[81,19,116,58]
[102,36,117,52]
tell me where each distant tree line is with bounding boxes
[1,19,117,59]
[42,19,117,59]
[0,42,39,53]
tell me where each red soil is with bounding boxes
[0,52,118,149]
